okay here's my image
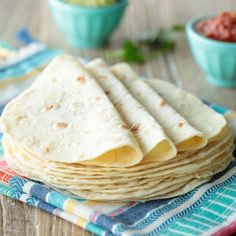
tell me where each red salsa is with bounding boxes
[196,12,236,42]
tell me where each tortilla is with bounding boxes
[4,128,232,180]
[86,58,176,162]
[148,78,228,142]
[3,135,233,192]
[111,63,207,151]
[4,127,232,176]
[1,55,143,167]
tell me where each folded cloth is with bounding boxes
[0,33,236,236]
[0,32,61,114]
[0,168,107,235]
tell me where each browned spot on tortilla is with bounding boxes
[95,96,101,101]
[178,121,185,127]
[42,103,60,112]
[119,124,129,129]
[105,90,110,95]
[53,121,68,129]
[131,123,141,133]
[15,114,27,122]
[159,100,166,107]
[76,76,85,84]
[44,147,51,153]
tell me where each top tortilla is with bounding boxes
[1,55,143,167]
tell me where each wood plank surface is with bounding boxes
[0,0,235,235]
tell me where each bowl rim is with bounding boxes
[186,14,236,48]
[48,0,128,12]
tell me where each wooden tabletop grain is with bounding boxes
[0,0,236,235]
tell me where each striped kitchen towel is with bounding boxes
[0,31,236,236]
[0,137,236,236]
[0,29,61,114]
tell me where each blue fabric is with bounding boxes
[30,184,53,202]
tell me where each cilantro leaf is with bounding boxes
[171,24,185,32]
[106,39,144,63]
[106,24,184,64]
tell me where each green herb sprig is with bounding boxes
[106,39,144,63]
[106,24,185,63]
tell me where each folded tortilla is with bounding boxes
[111,63,207,151]
[147,79,227,142]
[86,59,176,162]
[1,55,143,167]
[110,63,226,143]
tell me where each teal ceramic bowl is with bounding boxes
[48,0,128,48]
[186,15,236,88]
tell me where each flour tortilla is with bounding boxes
[57,155,232,200]
[4,125,231,175]
[1,55,143,167]
[11,144,233,185]
[4,135,233,186]
[148,78,227,142]
[111,63,227,143]
[140,178,212,201]
[111,63,207,152]
[5,151,231,197]
[45,154,234,193]
[6,152,196,201]
[4,128,232,180]
[86,58,176,162]
[4,133,230,174]
[142,155,233,201]
[70,178,210,202]
[3,147,216,200]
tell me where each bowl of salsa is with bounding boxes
[186,12,236,87]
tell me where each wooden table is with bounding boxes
[0,0,235,235]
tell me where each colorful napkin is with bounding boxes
[0,31,236,236]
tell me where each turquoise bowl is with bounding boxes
[186,15,236,88]
[48,0,128,48]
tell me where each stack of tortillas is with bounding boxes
[1,55,234,202]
